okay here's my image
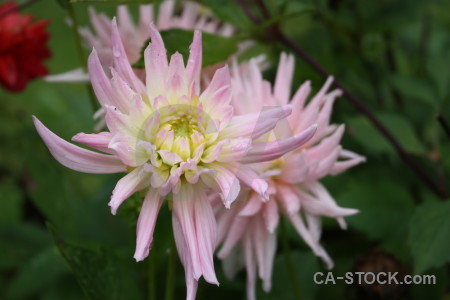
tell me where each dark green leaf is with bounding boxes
[199,0,252,29]
[348,113,426,156]
[49,225,143,300]
[409,201,450,274]
[4,247,69,300]
[0,179,23,224]
[339,180,415,256]
[0,223,51,269]
[133,29,238,69]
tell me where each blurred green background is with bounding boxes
[1,0,450,299]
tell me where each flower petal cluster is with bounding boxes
[0,2,50,92]
[80,0,233,67]
[33,21,314,300]
[215,55,366,299]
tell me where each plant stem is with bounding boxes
[280,218,302,300]
[67,3,98,113]
[235,0,449,200]
[165,237,177,300]
[437,114,450,139]
[148,247,157,300]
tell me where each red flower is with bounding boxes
[0,2,51,92]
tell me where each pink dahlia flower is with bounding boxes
[81,0,233,67]
[33,22,316,299]
[215,54,366,300]
[46,0,233,83]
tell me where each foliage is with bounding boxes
[0,0,449,299]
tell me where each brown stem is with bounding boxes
[437,114,450,139]
[0,0,41,18]
[235,0,449,200]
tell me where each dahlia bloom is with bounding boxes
[0,2,50,92]
[215,55,366,299]
[80,0,233,67]
[33,22,315,299]
[46,0,233,83]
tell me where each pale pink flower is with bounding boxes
[215,54,366,300]
[80,0,232,67]
[45,0,234,84]
[33,23,315,299]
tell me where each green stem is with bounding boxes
[148,247,157,300]
[164,237,177,300]
[280,218,302,300]
[67,3,98,113]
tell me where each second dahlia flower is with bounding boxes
[215,55,366,300]
[33,21,315,300]
[0,2,50,92]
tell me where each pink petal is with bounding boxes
[307,125,345,161]
[111,18,146,93]
[216,137,251,162]
[289,80,311,120]
[104,105,136,136]
[145,24,169,99]
[193,187,218,284]
[275,183,301,214]
[186,30,202,92]
[242,124,317,163]
[220,105,292,140]
[273,53,295,105]
[172,211,199,300]
[33,116,125,174]
[157,0,175,29]
[330,149,366,175]
[117,5,134,34]
[235,165,268,199]
[88,49,115,108]
[218,215,248,259]
[172,184,202,280]
[239,192,262,216]
[278,151,309,184]
[72,132,113,154]
[263,200,279,233]
[201,163,240,208]
[108,167,148,214]
[134,189,163,261]
[244,234,257,300]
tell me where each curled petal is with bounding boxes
[109,167,149,214]
[33,116,125,174]
[72,132,113,154]
[242,124,317,163]
[221,105,292,140]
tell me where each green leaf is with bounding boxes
[409,201,450,274]
[4,247,69,300]
[0,223,52,269]
[390,75,436,108]
[338,180,415,256]
[133,29,238,69]
[348,113,426,156]
[49,225,143,300]
[0,179,23,224]
[199,0,252,29]
[378,113,426,155]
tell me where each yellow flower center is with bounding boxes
[155,109,205,161]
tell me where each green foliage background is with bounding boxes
[0,0,450,299]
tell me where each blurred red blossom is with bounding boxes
[0,2,50,92]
